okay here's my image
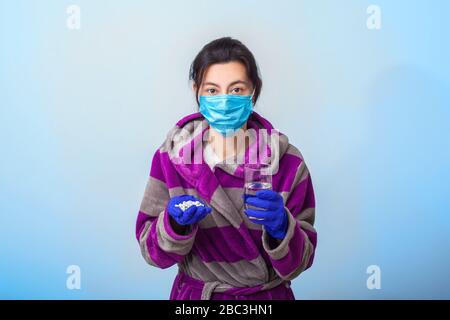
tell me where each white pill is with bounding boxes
[175,200,205,211]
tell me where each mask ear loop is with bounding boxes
[250,88,256,105]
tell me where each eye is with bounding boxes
[206,88,216,95]
[231,87,242,94]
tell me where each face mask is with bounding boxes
[199,90,255,137]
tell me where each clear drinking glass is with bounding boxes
[244,163,272,220]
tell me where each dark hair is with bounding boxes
[189,37,262,107]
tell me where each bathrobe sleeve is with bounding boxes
[261,153,317,281]
[135,149,198,269]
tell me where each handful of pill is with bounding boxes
[174,200,205,212]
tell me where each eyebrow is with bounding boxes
[203,80,250,88]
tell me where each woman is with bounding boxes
[135,37,317,300]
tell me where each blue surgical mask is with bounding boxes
[199,90,255,137]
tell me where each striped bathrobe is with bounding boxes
[135,111,317,300]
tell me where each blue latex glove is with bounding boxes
[167,195,212,226]
[243,189,288,240]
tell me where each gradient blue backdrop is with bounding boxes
[1,0,449,299]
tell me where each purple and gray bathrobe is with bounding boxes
[135,111,317,300]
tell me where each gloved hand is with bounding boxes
[243,189,288,240]
[167,195,212,226]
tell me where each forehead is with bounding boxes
[202,61,249,85]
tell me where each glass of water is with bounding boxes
[244,163,272,220]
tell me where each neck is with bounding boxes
[208,123,247,161]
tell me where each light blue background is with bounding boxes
[1,0,449,299]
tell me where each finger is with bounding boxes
[170,206,184,218]
[245,196,278,210]
[183,213,200,225]
[248,217,267,225]
[168,199,184,217]
[244,208,275,220]
[185,206,208,225]
[242,193,256,202]
[196,206,208,218]
[179,205,197,224]
[256,189,280,200]
[197,207,210,221]
[202,206,212,214]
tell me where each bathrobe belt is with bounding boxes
[178,271,291,300]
